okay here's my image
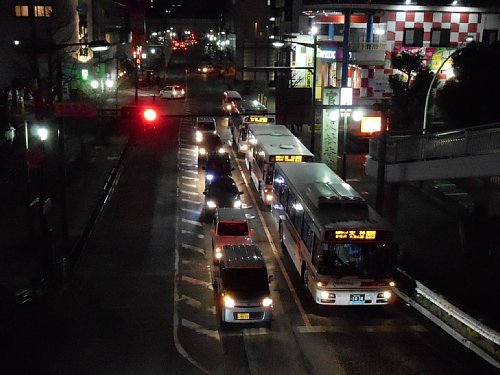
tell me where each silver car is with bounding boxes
[159,85,185,99]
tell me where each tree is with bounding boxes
[389,50,433,131]
[435,41,500,127]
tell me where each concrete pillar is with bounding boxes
[366,12,374,43]
[341,9,351,87]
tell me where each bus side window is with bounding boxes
[303,219,315,255]
[293,206,304,238]
[279,185,288,208]
[286,191,296,221]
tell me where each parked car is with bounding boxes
[203,176,242,220]
[211,208,254,265]
[159,85,185,99]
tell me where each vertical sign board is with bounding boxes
[322,87,340,171]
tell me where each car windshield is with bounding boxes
[218,222,249,236]
[317,243,398,278]
[198,122,215,131]
[222,268,268,293]
[209,179,238,196]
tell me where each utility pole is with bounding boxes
[375,101,389,215]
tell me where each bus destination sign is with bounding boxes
[271,155,303,163]
[248,116,269,123]
[326,230,378,241]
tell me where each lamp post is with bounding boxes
[422,37,473,132]
[310,26,318,154]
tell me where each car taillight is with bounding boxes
[143,108,157,122]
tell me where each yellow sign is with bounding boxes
[249,116,269,123]
[334,230,377,240]
[273,155,303,162]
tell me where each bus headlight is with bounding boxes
[262,297,273,307]
[207,200,216,208]
[224,295,235,308]
[233,200,242,208]
[320,291,330,299]
[383,291,392,299]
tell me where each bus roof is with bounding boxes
[255,134,314,158]
[248,124,293,137]
[275,162,391,229]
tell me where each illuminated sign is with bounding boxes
[272,155,303,162]
[360,117,381,134]
[318,49,336,60]
[324,229,392,242]
[334,230,377,240]
[249,116,269,123]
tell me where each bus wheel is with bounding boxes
[302,266,309,289]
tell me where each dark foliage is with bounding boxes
[435,41,500,127]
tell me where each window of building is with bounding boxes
[482,29,498,45]
[431,28,450,47]
[403,28,424,47]
[34,5,52,17]
[15,5,29,17]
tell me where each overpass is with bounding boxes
[365,123,500,215]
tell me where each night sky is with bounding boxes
[146,0,225,18]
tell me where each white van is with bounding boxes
[222,90,242,114]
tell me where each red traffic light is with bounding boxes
[143,108,158,122]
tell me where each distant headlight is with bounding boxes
[225,104,232,111]
[196,131,202,142]
[207,200,217,208]
[198,147,206,155]
[224,295,235,308]
[206,174,214,181]
[262,297,273,307]
[212,130,217,134]
[233,200,242,208]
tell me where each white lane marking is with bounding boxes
[182,198,201,205]
[182,182,197,188]
[182,175,198,181]
[180,162,197,167]
[181,229,204,239]
[181,275,212,287]
[107,156,120,160]
[181,319,220,341]
[181,208,201,215]
[234,156,311,327]
[180,168,197,174]
[181,218,202,227]
[179,295,216,315]
[181,189,198,196]
[181,243,205,255]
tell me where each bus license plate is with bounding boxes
[350,294,365,304]
[237,313,250,320]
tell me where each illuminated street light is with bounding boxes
[105,79,114,89]
[352,109,363,122]
[90,80,99,89]
[37,127,49,141]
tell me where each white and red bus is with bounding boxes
[271,162,398,306]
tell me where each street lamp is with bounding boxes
[310,26,318,153]
[422,36,474,131]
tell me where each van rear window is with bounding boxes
[218,222,249,236]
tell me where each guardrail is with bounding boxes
[369,123,500,164]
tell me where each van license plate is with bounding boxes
[349,294,365,304]
[237,313,250,320]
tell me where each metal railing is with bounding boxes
[369,123,500,164]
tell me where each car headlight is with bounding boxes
[207,200,217,208]
[224,295,235,308]
[265,194,273,201]
[225,104,231,111]
[198,147,206,155]
[218,147,225,154]
[233,200,242,208]
[196,131,202,142]
[262,297,273,307]
[383,291,392,299]
[206,174,214,181]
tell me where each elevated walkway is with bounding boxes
[365,123,500,182]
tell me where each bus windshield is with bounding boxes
[318,243,398,278]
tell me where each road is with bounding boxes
[0,47,497,375]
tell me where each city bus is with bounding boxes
[271,162,398,306]
[229,99,276,153]
[246,130,314,206]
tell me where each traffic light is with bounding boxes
[143,108,157,122]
